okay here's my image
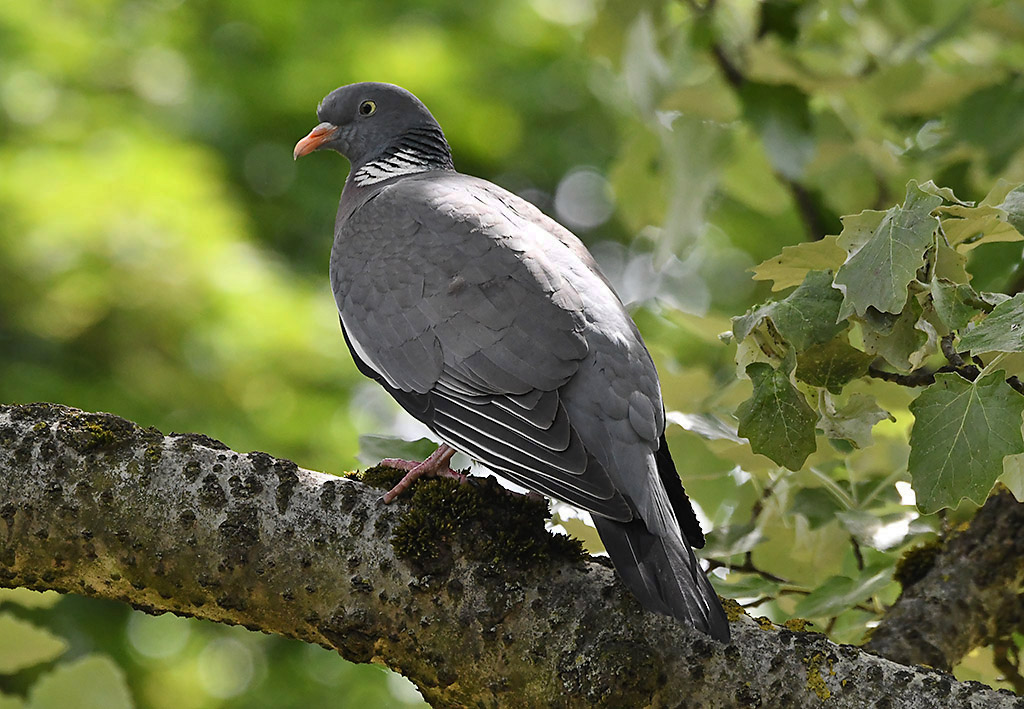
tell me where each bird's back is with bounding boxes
[332,169,728,641]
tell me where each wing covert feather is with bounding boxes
[332,174,633,518]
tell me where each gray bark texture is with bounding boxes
[865,488,1024,671]
[0,403,1020,708]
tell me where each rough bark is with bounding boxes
[0,403,1020,708]
[865,489,1024,671]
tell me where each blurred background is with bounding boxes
[2,0,1024,706]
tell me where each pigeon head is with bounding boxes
[294,82,453,179]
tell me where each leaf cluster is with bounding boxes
[735,180,1024,513]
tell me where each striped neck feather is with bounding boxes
[352,126,453,186]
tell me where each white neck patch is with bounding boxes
[352,149,431,186]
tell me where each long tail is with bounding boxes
[593,517,730,642]
[592,435,730,642]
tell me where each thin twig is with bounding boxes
[750,479,778,521]
[939,336,1024,394]
[850,537,865,572]
[940,334,980,380]
[785,178,829,241]
[866,365,942,387]
[706,556,790,585]
[710,44,745,88]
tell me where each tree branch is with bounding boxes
[0,403,1018,708]
[865,488,1024,672]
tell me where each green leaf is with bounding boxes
[860,297,933,371]
[704,523,765,557]
[0,693,24,709]
[836,209,888,254]
[0,589,61,610]
[817,392,894,449]
[981,292,1012,309]
[767,271,846,350]
[736,360,817,470]
[751,236,846,292]
[796,337,873,393]
[909,373,1024,513]
[917,180,970,205]
[712,573,780,598]
[996,353,1024,380]
[1001,453,1024,503]
[666,411,743,444]
[998,183,1024,234]
[947,81,1024,173]
[927,278,981,335]
[28,655,134,709]
[733,271,845,350]
[959,293,1024,355]
[835,182,942,318]
[941,204,1023,251]
[933,240,970,283]
[793,565,893,618]
[835,510,917,551]
[790,487,844,529]
[739,82,814,180]
[979,180,1020,207]
[0,614,68,673]
[734,332,784,376]
[732,307,767,344]
[357,435,438,467]
[608,130,665,232]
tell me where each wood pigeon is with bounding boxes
[295,82,730,642]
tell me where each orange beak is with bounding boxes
[294,122,340,159]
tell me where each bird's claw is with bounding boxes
[380,444,462,502]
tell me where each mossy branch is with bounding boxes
[865,488,1024,671]
[0,403,1018,708]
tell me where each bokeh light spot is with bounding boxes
[554,167,615,231]
[2,70,58,125]
[530,0,597,26]
[132,47,191,106]
[196,637,256,699]
[126,611,192,660]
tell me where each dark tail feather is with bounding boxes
[655,433,706,549]
[593,516,730,642]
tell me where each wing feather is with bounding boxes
[331,174,631,520]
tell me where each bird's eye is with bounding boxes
[358,100,376,116]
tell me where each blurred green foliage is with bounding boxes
[3,0,1024,704]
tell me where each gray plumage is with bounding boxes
[296,82,730,642]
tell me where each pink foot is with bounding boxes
[380,444,465,503]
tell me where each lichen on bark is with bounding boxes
[0,402,1019,708]
[866,488,1024,672]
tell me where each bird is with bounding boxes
[294,82,730,642]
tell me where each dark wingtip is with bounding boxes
[701,586,732,643]
[655,433,706,548]
[594,516,731,642]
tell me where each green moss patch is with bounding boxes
[894,537,943,588]
[349,464,408,490]
[388,474,585,573]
